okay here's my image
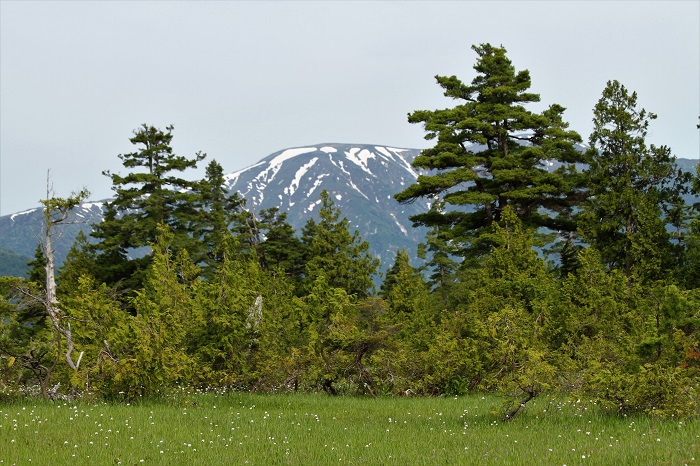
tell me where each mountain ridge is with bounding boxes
[0,143,697,278]
[0,143,430,275]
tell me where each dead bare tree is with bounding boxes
[14,174,90,373]
[1,174,89,398]
[38,173,89,370]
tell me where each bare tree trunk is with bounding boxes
[44,217,77,370]
[40,173,89,372]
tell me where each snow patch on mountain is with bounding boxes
[347,178,369,201]
[270,147,318,167]
[82,202,104,210]
[285,157,319,197]
[307,173,329,199]
[10,209,37,221]
[305,199,322,214]
[329,156,352,178]
[384,147,419,178]
[254,147,318,186]
[375,146,408,167]
[389,213,408,235]
[345,148,376,176]
[223,160,266,188]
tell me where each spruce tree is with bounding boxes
[192,234,263,386]
[119,224,203,397]
[302,190,379,297]
[470,207,557,418]
[415,199,460,296]
[380,248,429,315]
[10,245,48,337]
[258,207,303,275]
[580,80,692,283]
[57,231,97,290]
[679,164,700,288]
[191,159,246,277]
[27,243,47,286]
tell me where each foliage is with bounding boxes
[556,250,699,416]
[677,163,700,288]
[91,124,206,291]
[302,190,379,297]
[395,43,586,263]
[467,208,558,415]
[60,275,132,396]
[257,207,304,276]
[191,235,265,387]
[190,159,246,277]
[580,80,693,283]
[113,224,204,398]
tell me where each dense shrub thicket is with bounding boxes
[1,44,698,419]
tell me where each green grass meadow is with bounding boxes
[1,393,697,465]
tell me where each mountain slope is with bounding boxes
[222,143,429,267]
[0,144,429,271]
[0,247,32,277]
[0,202,105,267]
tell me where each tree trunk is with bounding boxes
[502,387,539,422]
[41,173,87,371]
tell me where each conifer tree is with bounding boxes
[191,159,246,277]
[378,248,435,388]
[192,234,263,386]
[395,44,586,262]
[91,124,205,288]
[380,248,429,315]
[680,223,700,289]
[225,206,271,269]
[258,207,303,275]
[470,207,557,418]
[20,244,48,331]
[302,190,379,297]
[118,224,203,397]
[27,243,47,287]
[0,276,58,399]
[57,231,97,291]
[580,80,693,283]
[60,275,131,395]
[414,199,460,301]
[243,259,307,391]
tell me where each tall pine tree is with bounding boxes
[395,44,586,263]
[91,124,206,289]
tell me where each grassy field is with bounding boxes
[0,392,697,465]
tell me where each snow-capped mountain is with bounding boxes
[0,143,430,274]
[221,143,429,266]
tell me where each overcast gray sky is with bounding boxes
[1,0,698,215]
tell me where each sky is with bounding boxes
[1,1,698,216]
